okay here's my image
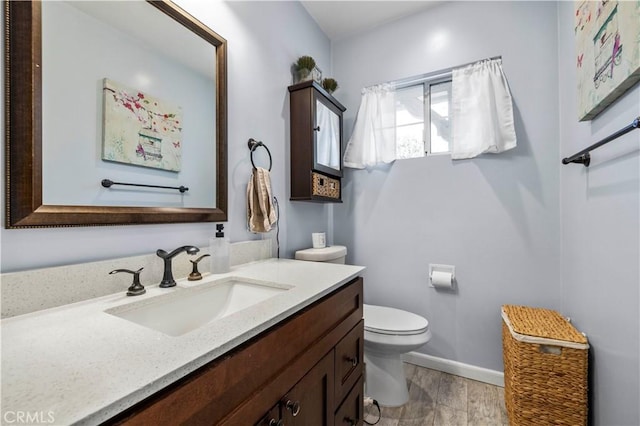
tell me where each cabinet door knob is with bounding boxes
[285,399,301,416]
[268,419,284,426]
[345,356,358,367]
[313,126,321,132]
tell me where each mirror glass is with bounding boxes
[42,1,215,208]
[315,99,341,173]
[5,1,227,227]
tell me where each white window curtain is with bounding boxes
[343,84,396,169]
[451,58,517,159]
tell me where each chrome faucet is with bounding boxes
[156,245,200,288]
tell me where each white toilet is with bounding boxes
[363,304,431,406]
[294,245,432,407]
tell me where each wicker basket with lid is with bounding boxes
[501,305,589,426]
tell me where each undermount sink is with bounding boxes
[105,277,292,336]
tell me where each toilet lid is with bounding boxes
[364,304,429,336]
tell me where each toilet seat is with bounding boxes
[364,304,429,336]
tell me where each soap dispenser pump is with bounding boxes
[210,224,230,273]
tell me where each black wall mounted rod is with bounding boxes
[101,179,189,193]
[562,116,640,167]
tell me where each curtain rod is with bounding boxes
[368,55,502,90]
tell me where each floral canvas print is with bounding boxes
[102,78,183,171]
[575,1,640,121]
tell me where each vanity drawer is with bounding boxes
[334,320,364,404]
[334,376,364,426]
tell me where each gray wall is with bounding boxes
[0,1,331,272]
[332,1,562,372]
[557,2,640,425]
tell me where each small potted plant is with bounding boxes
[322,78,339,94]
[295,55,316,82]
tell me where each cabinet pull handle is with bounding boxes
[345,356,358,367]
[285,399,301,416]
[343,417,358,425]
[313,126,321,132]
[268,419,284,426]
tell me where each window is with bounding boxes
[395,78,452,159]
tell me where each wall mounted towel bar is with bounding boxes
[101,179,189,193]
[248,138,273,171]
[562,116,639,167]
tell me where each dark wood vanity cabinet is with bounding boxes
[259,323,364,426]
[335,376,365,426]
[280,351,334,425]
[288,81,346,203]
[108,277,364,426]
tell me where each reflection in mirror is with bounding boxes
[315,99,341,172]
[5,0,227,227]
[42,1,216,208]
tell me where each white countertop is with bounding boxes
[1,258,364,425]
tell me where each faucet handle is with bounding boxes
[109,267,146,296]
[188,254,211,281]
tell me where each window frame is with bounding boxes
[395,72,453,157]
[425,77,453,156]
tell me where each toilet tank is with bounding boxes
[294,246,347,264]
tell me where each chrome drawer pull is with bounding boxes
[345,356,358,367]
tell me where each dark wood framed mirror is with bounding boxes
[4,0,227,228]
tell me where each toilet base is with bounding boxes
[364,351,409,407]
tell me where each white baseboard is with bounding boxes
[402,352,504,387]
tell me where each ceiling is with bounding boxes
[300,1,443,41]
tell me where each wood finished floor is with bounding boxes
[363,363,508,426]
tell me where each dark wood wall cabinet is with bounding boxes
[107,277,364,426]
[289,81,346,203]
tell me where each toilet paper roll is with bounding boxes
[312,232,326,248]
[431,270,453,288]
